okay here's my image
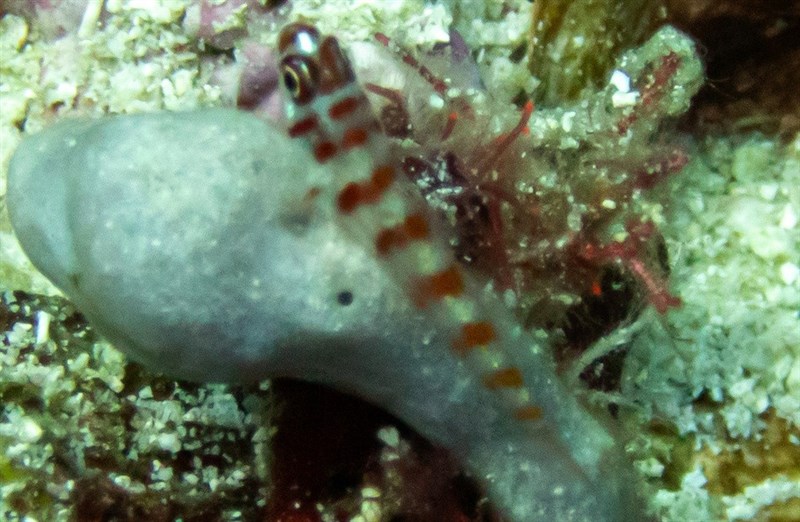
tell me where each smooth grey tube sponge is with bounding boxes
[7,109,501,444]
[7,109,644,522]
[8,110,407,381]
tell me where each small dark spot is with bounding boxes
[336,291,354,306]
[509,42,527,63]
[62,310,88,332]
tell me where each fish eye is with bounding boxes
[280,56,318,105]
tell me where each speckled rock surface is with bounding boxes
[1,0,798,520]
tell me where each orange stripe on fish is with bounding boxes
[452,321,496,355]
[336,165,396,213]
[514,405,543,421]
[484,368,524,389]
[328,96,361,120]
[412,265,464,308]
[342,127,369,149]
[314,141,338,163]
[288,116,318,137]
[375,213,431,256]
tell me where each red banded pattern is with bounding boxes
[336,165,395,213]
[276,22,543,429]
